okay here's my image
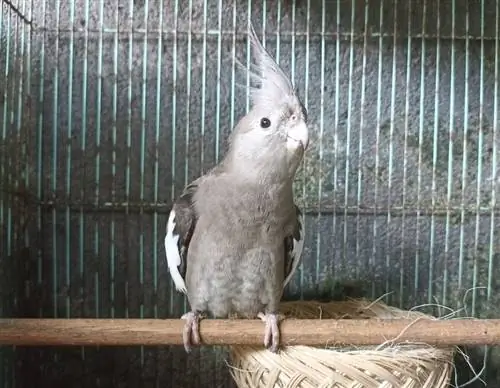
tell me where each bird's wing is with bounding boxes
[283,204,305,289]
[164,179,200,294]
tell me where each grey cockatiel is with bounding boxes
[164,23,309,353]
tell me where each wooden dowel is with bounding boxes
[0,318,499,347]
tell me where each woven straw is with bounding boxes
[229,299,455,388]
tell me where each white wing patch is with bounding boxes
[283,210,304,289]
[165,209,188,294]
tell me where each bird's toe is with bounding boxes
[182,326,193,353]
[181,311,201,353]
[191,316,201,345]
[260,312,281,353]
[263,325,272,348]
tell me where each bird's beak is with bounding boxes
[287,121,309,151]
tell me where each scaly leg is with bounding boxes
[181,311,201,353]
[258,312,280,353]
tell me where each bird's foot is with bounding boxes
[258,312,281,353]
[181,311,201,353]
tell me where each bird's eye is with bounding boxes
[260,117,271,128]
[291,114,297,121]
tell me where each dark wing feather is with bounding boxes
[164,180,199,294]
[283,204,304,288]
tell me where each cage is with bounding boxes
[0,0,499,386]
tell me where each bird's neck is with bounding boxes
[287,146,305,179]
[224,148,289,184]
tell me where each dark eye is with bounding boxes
[260,117,271,128]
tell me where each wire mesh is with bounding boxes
[0,0,499,387]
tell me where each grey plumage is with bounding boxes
[164,22,309,353]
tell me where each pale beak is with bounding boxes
[286,121,309,151]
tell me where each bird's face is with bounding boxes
[227,100,307,180]
[235,96,309,156]
[225,23,310,179]
[281,99,309,153]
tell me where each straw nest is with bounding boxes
[229,299,455,388]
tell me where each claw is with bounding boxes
[258,312,280,353]
[181,311,201,353]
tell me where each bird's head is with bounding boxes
[227,23,309,178]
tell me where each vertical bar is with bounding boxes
[215,2,223,383]
[429,0,441,306]
[415,0,427,300]
[183,0,193,316]
[0,4,3,137]
[125,0,134,320]
[388,0,398,305]
[443,0,456,306]
[140,0,150,319]
[65,0,76,318]
[276,0,281,64]
[1,2,10,382]
[139,0,149,369]
[94,0,105,319]
[262,0,266,43]
[201,1,210,384]
[24,0,33,260]
[245,0,251,113]
[14,0,28,377]
[488,0,499,308]
[302,0,310,296]
[168,6,180,388]
[290,0,303,297]
[110,0,119,320]
[0,0,5,331]
[458,0,470,304]
[374,0,391,299]
[0,0,2,350]
[8,0,19,324]
[80,0,90,365]
[484,13,496,377]
[316,0,325,283]
[214,0,222,162]
[230,0,236,130]
[400,0,412,308]
[6,6,12,305]
[472,0,486,316]
[52,0,61,318]
[355,0,368,278]
[0,0,4,264]
[291,0,296,90]
[2,0,12,260]
[473,2,490,378]
[184,0,192,186]
[153,0,164,382]
[343,0,355,276]
[12,0,21,288]
[373,0,384,299]
[154,0,164,323]
[169,0,179,321]
[9,0,20,330]
[16,0,28,256]
[333,0,340,279]
[200,0,207,171]
[37,0,48,319]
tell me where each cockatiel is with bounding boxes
[164,23,309,353]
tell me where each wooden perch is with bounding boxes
[0,318,499,347]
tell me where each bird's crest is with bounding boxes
[243,23,296,108]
